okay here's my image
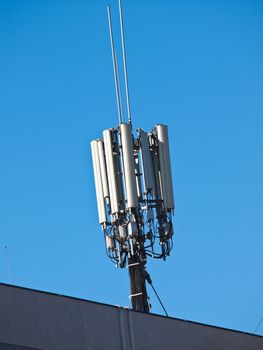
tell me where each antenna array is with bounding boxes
[90,0,175,313]
[91,124,174,265]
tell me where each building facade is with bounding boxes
[0,283,262,350]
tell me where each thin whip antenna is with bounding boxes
[118,0,132,125]
[4,245,12,284]
[114,50,124,123]
[107,5,123,124]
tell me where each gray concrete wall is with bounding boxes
[0,283,262,350]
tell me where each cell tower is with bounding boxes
[91,0,175,313]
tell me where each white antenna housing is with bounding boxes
[156,124,175,210]
[97,140,110,199]
[91,140,107,224]
[139,129,154,194]
[103,129,123,214]
[120,123,138,209]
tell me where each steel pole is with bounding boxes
[128,254,149,312]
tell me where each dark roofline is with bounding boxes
[0,342,42,350]
[1,282,262,339]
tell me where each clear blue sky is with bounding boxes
[0,0,262,335]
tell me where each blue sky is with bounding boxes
[0,0,262,335]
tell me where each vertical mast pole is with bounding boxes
[128,255,150,312]
[118,0,148,311]
[118,0,132,125]
[114,50,124,123]
[107,5,123,124]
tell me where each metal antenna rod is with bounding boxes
[114,50,124,123]
[118,0,132,125]
[254,317,263,334]
[4,245,12,284]
[107,5,123,124]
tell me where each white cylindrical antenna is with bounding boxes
[118,0,132,124]
[103,129,122,214]
[120,123,138,209]
[4,245,12,284]
[139,130,155,194]
[97,140,110,198]
[156,125,175,210]
[91,141,107,224]
[107,5,124,124]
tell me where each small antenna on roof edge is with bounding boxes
[4,245,12,284]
